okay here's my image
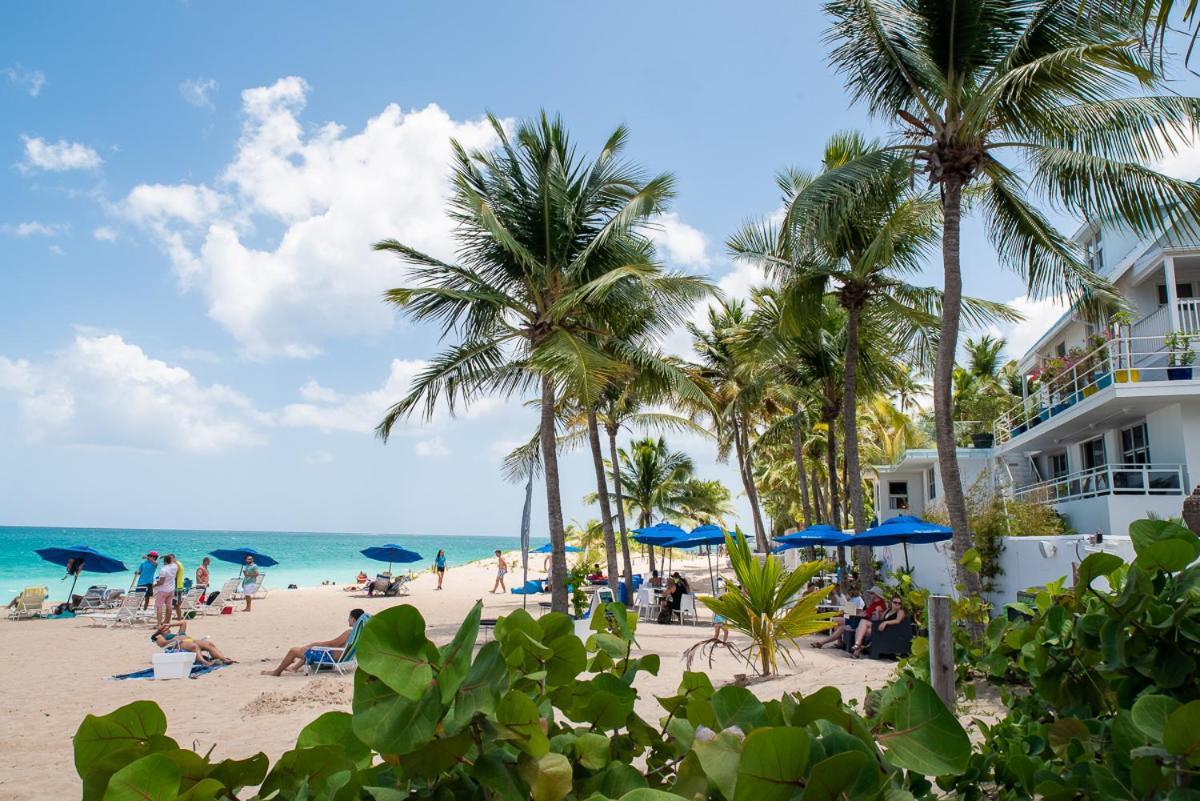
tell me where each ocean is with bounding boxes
[0,526,531,601]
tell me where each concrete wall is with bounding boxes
[873,534,1136,611]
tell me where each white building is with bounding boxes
[989,216,1199,536]
[870,447,995,523]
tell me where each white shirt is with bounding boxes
[155,563,178,592]
[847,594,865,610]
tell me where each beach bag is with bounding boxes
[656,606,672,625]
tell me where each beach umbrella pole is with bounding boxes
[903,541,911,572]
[706,546,715,595]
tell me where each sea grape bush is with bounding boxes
[945,518,1200,800]
[74,598,970,800]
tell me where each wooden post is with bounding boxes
[928,594,955,708]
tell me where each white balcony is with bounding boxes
[1012,463,1185,503]
[994,333,1200,448]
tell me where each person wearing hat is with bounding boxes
[135,551,159,610]
[863,587,888,621]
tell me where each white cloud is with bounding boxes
[1154,138,1200,182]
[279,358,502,434]
[5,65,44,97]
[305,450,335,465]
[93,226,118,242]
[649,212,711,269]
[659,258,766,358]
[0,334,266,453]
[180,77,218,109]
[414,436,450,457]
[48,244,64,256]
[19,135,102,172]
[986,294,1070,362]
[3,220,67,238]
[122,76,500,358]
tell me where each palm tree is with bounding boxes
[374,113,704,613]
[688,301,775,552]
[618,436,695,572]
[815,0,1200,596]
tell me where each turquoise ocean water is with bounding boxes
[0,526,532,601]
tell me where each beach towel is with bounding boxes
[112,663,226,680]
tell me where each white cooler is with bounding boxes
[152,651,196,680]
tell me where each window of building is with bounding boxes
[888,480,910,511]
[1055,341,1067,358]
[926,467,937,500]
[1120,423,1150,465]
[1081,436,1107,471]
[1049,452,1069,478]
[1157,283,1195,305]
[1085,230,1104,272]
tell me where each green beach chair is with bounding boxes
[304,612,370,675]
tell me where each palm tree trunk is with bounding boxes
[587,410,620,595]
[825,417,841,529]
[733,416,768,552]
[539,376,569,613]
[842,303,875,587]
[606,423,635,587]
[791,407,812,528]
[937,175,982,601]
[811,463,826,524]
[641,510,656,575]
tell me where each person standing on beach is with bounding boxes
[136,552,158,610]
[195,557,210,594]
[153,554,178,627]
[172,554,186,614]
[434,550,446,590]
[490,550,507,594]
[242,556,259,612]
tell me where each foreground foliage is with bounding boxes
[75,597,969,800]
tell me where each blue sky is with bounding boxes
[1,2,1194,536]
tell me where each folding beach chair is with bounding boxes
[200,579,240,614]
[7,587,47,620]
[304,613,371,675]
[73,585,109,612]
[174,588,204,618]
[83,591,148,627]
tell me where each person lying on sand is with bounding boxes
[261,608,365,676]
[149,621,235,667]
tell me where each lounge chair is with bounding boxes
[175,588,205,618]
[572,587,616,639]
[840,620,915,659]
[201,579,240,613]
[70,585,109,612]
[7,587,48,620]
[84,591,151,628]
[304,612,371,675]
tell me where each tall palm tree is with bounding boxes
[687,301,775,552]
[374,113,704,613]
[814,0,1200,596]
[618,436,696,531]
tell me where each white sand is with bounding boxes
[0,553,897,800]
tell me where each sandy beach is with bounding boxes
[0,552,897,800]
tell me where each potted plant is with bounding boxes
[1085,331,1113,393]
[1166,331,1196,380]
[1108,311,1140,383]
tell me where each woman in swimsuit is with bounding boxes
[150,621,235,666]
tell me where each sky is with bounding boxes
[2,2,1198,536]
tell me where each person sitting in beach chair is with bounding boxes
[262,608,367,676]
[149,621,235,667]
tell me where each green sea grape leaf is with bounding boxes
[1130,519,1200,572]
[437,600,483,703]
[75,700,168,779]
[733,727,810,801]
[497,690,549,757]
[876,677,970,776]
[1077,552,1124,593]
[175,778,225,801]
[518,752,573,801]
[205,753,268,791]
[298,711,371,768]
[711,686,766,732]
[356,605,437,699]
[561,673,636,730]
[616,791,681,801]
[102,754,181,801]
[691,729,744,799]
[546,632,588,685]
[473,751,529,801]
[576,732,611,770]
[449,639,510,731]
[787,687,852,728]
[352,670,443,756]
[802,751,872,801]
[1164,701,1200,763]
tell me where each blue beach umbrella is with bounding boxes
[772,524,851,552]
[208,547,279,569]
[34,545,128,604]
[661,525,741,594]
[360,544,423,573]
[854,515,952,570]
[631,522,687,546]
[531,543,583,555]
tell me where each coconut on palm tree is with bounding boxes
[812,0,1200,597]
[374,113,706,612]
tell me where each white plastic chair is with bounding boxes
[636,587,654,621]
[673,593,698,625]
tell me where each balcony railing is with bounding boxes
[994,333,1200,444]
[1013,463,1185,503]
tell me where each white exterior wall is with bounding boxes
[874,534,1137,610]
